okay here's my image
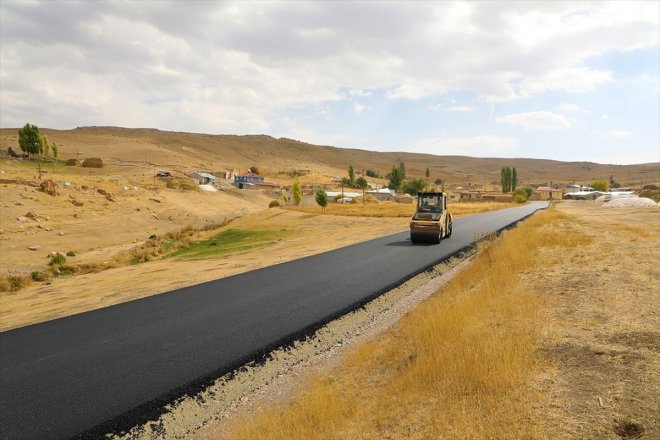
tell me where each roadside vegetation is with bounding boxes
[167,229,287,259]
[284,201,518,218]
[229,209,591,439]
[1,220,271,292]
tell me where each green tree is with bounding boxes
[348,164,355,186]
[386,163,405,191]
[292,178,302,209]
[248,166,259,174]
[591,180,609,192]
[18,123,41,156]
[500,167,512,193]
[355,176,368,204]
[51,142,59,158]
[425,167,430,178]
[401,178,428,196]
[315,187,328,211]
[365,169,379,178]
[281,192,289,206]
[511,167,518,191]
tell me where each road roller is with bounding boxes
[409,192,453,243]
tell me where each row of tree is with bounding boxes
[500,166,518,193]
[18,123,59,159]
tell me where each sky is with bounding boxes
[1,1,658,165]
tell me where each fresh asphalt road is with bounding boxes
[0,202,547,440]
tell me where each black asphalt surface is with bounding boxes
[0,202,547,440]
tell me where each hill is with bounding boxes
[1,126,658,188]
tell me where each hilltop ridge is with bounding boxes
[1,126,657,187]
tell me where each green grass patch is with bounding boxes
[168,229,287,260]
[0,156,66,171]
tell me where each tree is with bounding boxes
[425,167,430,178]
[292,178,302,209]
[51,142,58,158]
[365,169,379,178]
[500,167,512,193]
[348,164,355,186]
[434,178,443,186]
[315,187,328,211]
[281,192,289,206]
[355,176,368,204]
[591,180,609,192]
[511,167,518,192]
[41,135,50,157]
[248,166,259,174]
[386,162,405,191]
[401,178,428,196]
[18,123,41,156]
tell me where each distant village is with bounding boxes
[175,167,654,204]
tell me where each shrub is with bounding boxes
[65,158,80,166]
[513,188,528,202]
[7,275,29,292]
[639,189,660,202]
[269,199,282,208]
[49,254,66,266]
[31,271,44,281]
[66,250,76,257]
[82,157,104,168]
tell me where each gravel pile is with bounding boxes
[602,197,658,208]
[198,184,218,192]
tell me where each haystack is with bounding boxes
[351,194,379,204]
[82,158,104,168]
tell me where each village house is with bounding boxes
[192,172,217,185]
[534,186,564,200]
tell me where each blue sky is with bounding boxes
[1,1,658,164]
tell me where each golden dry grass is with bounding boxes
[229,209,589,440]
[283,201,518,218]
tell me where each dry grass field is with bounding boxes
[286,201,518,218]
[226,202,658,440]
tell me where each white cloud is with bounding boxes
[0,1,657,134]
[558,104,581,112]
[407,135,519,157]
[606,130,633,138]
[495,111,571,131]
[519,68,612,96]
[353,102,368,114]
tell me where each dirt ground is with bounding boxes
[530,202,659,439]
[0,205,409,331]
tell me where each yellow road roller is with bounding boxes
[410,192,453,243]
